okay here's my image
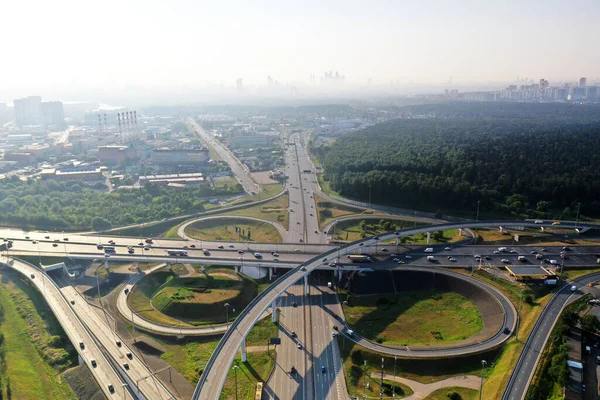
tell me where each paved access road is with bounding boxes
[502,272,600,400]
[0,256,132,399]
[187,118,259,195]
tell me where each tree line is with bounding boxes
[0,178,242,231]
[313,105,600,218]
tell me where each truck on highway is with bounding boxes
[104,246,116,253]
[424,248,434,253]
[426,256,436,262]
[347,255,371,263]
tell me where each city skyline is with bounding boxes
[2,0,599,100]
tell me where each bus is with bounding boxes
[104,246,116,253]
[255,382,263,400]
[167,249,188,256]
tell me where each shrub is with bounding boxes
[447,392,462,400]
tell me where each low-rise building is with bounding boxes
[41,167,104,181]
[150,147,210,166]
[98,145,136,164]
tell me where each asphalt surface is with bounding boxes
[265,282,310,400]
[502,272,600,400]
[0,256,132,399]
[54,275,176,400]
[187,118,259,195]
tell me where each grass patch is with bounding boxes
[129,268,259,326]
[245,315,279,347]
[160,337,220,384]
[0,271,76,399]
[458,269,554,397]
[400,229,464,244]
[223,192,289,229]
[340,338,492,390]
[343,291,483,346]
[220,351,274,400]
[315,194,365,228]
[184,217,282,243]
[424,387,479,400]
[331,218,427,242]
[213,177,238,189]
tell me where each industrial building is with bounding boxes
[41,167,104,181]
[150,148,210,166]
[99,145,136,164]
[505,265,554,281]
[139,173,206,187]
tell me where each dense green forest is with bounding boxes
[0,178,241,231]
[313,104,600,218]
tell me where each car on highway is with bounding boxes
[143,246,150,251]
[203,250,210,256]
[63,237,69,241]
[128,248,134,254]
[290,365,296,374]
[501,259,510,263]
[493,250,500,254]
[445,247,451,250]
[297,343,302,349]
[238,250,244,254]
[91,359,97,368]
[218,245,224,249]
[300,266,306,271]
[291,331,296,337]
[79,342,85,350]
[292,302,298,307]
[321,365,326,373]
[254,252,262,259]
[126,352,133,360]
[381,248,388,252]
[70,299,75,305]
[504,327,511,334]
[32,240,37,244]
[52,243,58,247]
[30,274,35,279]
[563,246,572,251]
[116,340,121,347]
[124,288,129,295]
[405,255,412,259]
[397,260,405,264]
[273,253,280,257]
[229,244,234,248]
[190,244,196,248]
[123,363,129,370]
[571,285,577,292]
[449,257,457,262]
[484,256,491,260]
[45,235,50,239]
[108,384,115,394]
[393,258,399,262]
[510,249,518,254]
[138,242,144,246]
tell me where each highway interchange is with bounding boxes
[1,127,599,399]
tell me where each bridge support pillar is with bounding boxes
[241,339,247,362]
[167,263,172,271]
[200,264,205,272]
[104,260,109,270]
[304,274,309,295]
[271,299,277,323]
[426,232,431,244]
[235,265,239,274]
[77,354,84,365]
[269,267,273,281]
[135,262,140,273]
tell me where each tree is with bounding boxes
[581,314,600,333]
[91,217,112,231]
[562,311,580,327]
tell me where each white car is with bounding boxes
[393,258,399,262]
[444,247,451,251]
[501,259,510,263]
[405,255,412,259]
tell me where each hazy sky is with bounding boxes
[2,0,599,95]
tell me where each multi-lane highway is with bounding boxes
[0,257,133,399]
[187,118,259,195]
[265,283,311,400]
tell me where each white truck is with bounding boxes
[427,256,436,262]
[424,248,434,253]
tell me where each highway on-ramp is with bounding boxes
[502,272,600,400]
[0,256,134,400]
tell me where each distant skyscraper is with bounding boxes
[580,77,587,87]
[236,78,243,93]
[41,101,65,128]
[13,95,42,126]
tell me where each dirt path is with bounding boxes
[370,373,481,399]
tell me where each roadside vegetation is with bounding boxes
[424,387,478,400]
[0,271,77,399]
[222,192,289,228]
[526,295,591,399]
[314,194,367,227]
[342,290,483,346]
[184,217,282,243]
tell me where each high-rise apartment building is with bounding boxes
[41,101,65,127]
[579,77,587,87]
[14,96,64,127]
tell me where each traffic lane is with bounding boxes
[1,258,130,399]
[57,281,173,399]
[504,273,600,400]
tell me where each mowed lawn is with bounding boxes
[185,217,282,243]
[225,192,289,228]
[424,387,478,400]
[343,291,483,346]
[220,351,274,400]
[0,280,76,400]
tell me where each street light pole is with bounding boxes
[476,200,481,222]
[576,202,581,228]
[392,356,397,398]
[233,365,238,400]
[368,185,372,209]
[479,360,487,400]
[516,289,524,341]
[224,303,230,327]
[380,357,384,400]
[363,360,367,400]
